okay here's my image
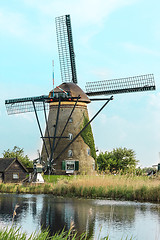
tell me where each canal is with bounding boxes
[0,193,160,239]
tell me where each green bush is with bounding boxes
[80,114,96,160]
[97,186,105,198]
[43,184,52,194]
[75,186,83,197]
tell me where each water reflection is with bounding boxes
[40,197,96,238]
[0,194,160,239]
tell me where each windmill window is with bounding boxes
[68,150,73,157]
[69,117,73,123]
[66,162,75,171]
[92,162,95,170]
[87,148,90,156]
[65,160,75,173]
[68,133,73,140]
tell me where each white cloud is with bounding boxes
[147,93,160,129]
[91,67,112,80]
[122,42,160,57]
[90,91,160,167]
[0,7,55,50]
[18,113,35,122]
[149,92,160,109]
[23,0,136,26]
[22,0,137,46]
[0,9,27,37]
[0,0,138,50]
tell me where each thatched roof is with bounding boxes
[0,158,28,172]
[50,82,91,103]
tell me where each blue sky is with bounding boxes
[0,0,160,167]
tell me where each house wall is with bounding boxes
[4,161,27,183]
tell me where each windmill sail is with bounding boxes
[85,74,155,96]
[55,15,77,84]
[5,96,49,115]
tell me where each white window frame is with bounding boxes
[68,149,73,157]
[69,117,73,123]
[65,160,75,174]
[92,161,95,170]
[68,133,73,140]
[87,148,90,156]
[13,173,19,180]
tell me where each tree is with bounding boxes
[2,146,33,168]
[97,147,138,173]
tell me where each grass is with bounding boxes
[1,174,160,202]
[0,227,134,240]
[0,227,88,240]
[43,174,74,183]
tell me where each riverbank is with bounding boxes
[0,174,160,202]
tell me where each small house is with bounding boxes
[0,158,28,183]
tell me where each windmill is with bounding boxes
[5,15,156,175]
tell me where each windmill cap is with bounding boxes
[50,82,91,103]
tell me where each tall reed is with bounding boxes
[0,227,88,240]
[0,227,134,240]
[0,174,160,202]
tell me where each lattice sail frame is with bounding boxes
[85,74,155,96]
[5,92,76,115]
[5,96,49,115]
[55,15,77,84]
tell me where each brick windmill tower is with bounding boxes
[41,82,96,175]
[5,15,156,175]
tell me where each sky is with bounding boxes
[0,0,160,168]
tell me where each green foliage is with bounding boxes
[142,167,157,174]
[80,114,96,160]
[135,167,144,176]
[2,146,33,168]
[97,147,138,173]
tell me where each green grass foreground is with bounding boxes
[0,174,160,202]
[0,227,88,240]
[0,227,134,240]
